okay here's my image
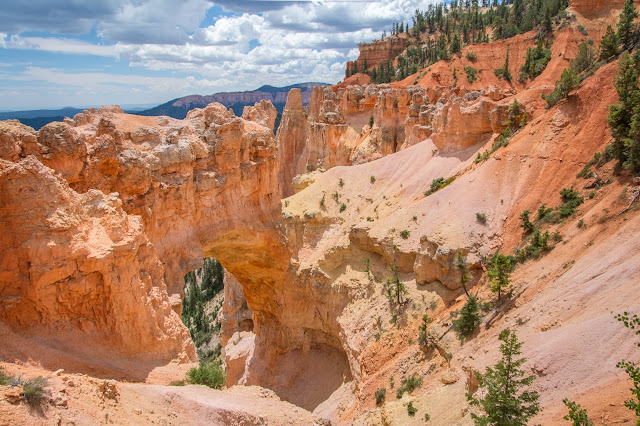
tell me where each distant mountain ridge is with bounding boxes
[0,83,328,130]
[136,82,328,120]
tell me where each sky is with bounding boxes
[0,0,439,110]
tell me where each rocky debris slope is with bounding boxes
[0,362,319,425]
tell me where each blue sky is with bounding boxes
[0,0,437,110]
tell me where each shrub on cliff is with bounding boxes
[0,368,11,386]
[396,374,423,399]
[543,68,580,108]
[23,376,49,407]
[186,361,226,389]
[465,66,478,83]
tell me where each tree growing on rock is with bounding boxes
[563,399,593,426]
[543,68,580,108]
[468,328,540,425]
[418,312,433,348]
[519,210,535,234]
[455,250,471,296]
[600,25,619,61]
[608,51,640,172]
[618,0,639,50]
[455,295,481,338]
[487,252,514,300]
[385,250,408,305]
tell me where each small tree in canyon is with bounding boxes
[455,250,471,297]
[487,252,514,300]
[385,249,408,306]
[468,328,540,425]
[615,311,640,422]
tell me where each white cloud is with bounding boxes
[0,0,444,109]
[15,67,218,91]
[97,0,212,43]
[3,36,117,57]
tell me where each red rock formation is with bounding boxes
[0,154,195,364]
[276,83,512,193]
[220,272,253,347]
[569,0,625,17]
[346,36,409,77]
[0,102,285,371]
[276,89,310,197]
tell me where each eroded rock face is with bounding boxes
[0,102,285,369]
[277,89,310,197]
[276,84,513,194]
[431,95,510,153]
[220,272,254,347]
[0,102,355,411]
[569,0,625,17]
[346,37,409,77]
[0,156,195,363]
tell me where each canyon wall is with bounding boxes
[276,83,512,196]
[569,0,626,17]
[346,36,409,76]
[0,151,194,364]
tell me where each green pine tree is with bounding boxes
[600,25,619,61]
[451,33,462,54]
[615,311,640,423]
[487,252,513,299]
[618,0,638,50]
[543,67,581,108]
[541,5,553,34]
[455,295,481,338]
[418,312,433,348]
[519,210,535,233]
[385,251,407,305]
[608,51,640,166]
[468,328,540,425]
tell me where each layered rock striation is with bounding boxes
[346,37,409,77]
